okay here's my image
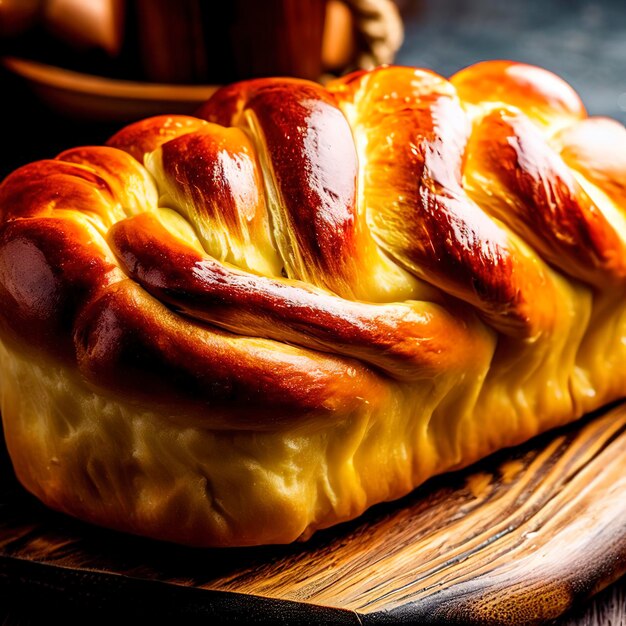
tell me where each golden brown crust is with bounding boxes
[152,123,282,275]
[106,115,208,163]
[0,215,120,361]
[450,60,586,128]
[56,146,159,216]
[464,109,626,285]
[1,60,626,547]
[328,66,559,338]
[159,125,266,235]
[0,160,121,224]
[556,117,626,211]
[197,77,424,302]
[108,212,489,381]
[74,280,388,428]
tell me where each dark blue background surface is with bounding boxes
[396,0,626,123]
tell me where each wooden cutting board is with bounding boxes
[0,403,625,625]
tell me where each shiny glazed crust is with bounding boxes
[1,61,626,546]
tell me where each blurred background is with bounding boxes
[397,0,626,123]
[0,0,625,176]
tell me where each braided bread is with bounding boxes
[1,61,625,547]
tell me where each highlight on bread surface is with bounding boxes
[0,61,625,547]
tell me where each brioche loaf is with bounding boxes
[1,61,625,546]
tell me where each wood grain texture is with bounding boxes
[0,402,625,625]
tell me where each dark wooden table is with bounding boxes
[0,551,622,625]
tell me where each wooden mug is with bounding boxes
[135,0,328,84]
